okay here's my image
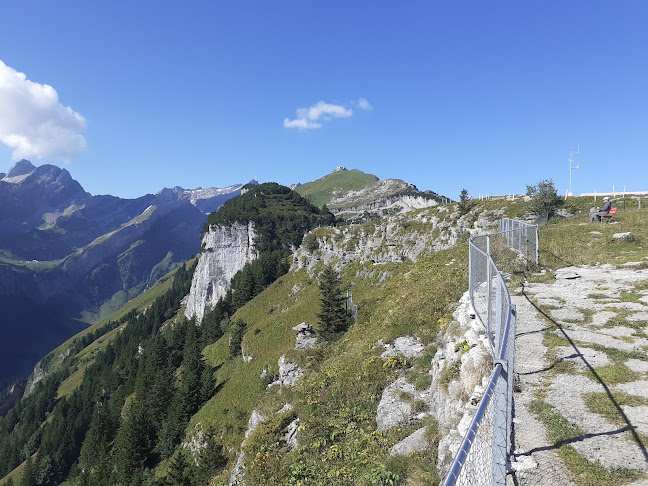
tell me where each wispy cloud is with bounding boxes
[356,97,373,111]
[283,98,370,130]
[0,60,87,162]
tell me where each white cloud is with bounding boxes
[356,97,373,111]
[0,60,87,162]
[283,117,322,130]
[284,100,357,130]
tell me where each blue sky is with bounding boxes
[0,1,646,200]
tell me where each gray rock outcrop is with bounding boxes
[183,422,208,465]
[374,291,493,477]
[285,417,300,450]
[185,221,258,323]
[229,410,266,485]
[376,377,416,432]
[268,355,303,388]
[293,322,317,350]
[432,293,493,476]
[292,206,503,274]
[325,178,444,223]
[230,404,299,485]
[379,336,424,359]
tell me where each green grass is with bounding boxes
[536,205,648,269]
[584,343,648,365]
[295,169,379,208]
[588,364,639,385]
[620,291,642,303]
[0,453,35,486]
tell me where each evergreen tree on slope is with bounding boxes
[316,265,348,337]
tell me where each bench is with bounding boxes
[599,207,618,222]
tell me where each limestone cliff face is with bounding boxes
[185,222,258,323]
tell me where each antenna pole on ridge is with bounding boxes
[568,145,580,197]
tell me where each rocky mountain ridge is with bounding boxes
[294,168,449,223]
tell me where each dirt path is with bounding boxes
[508,264,648,485]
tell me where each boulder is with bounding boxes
[390,427,430,456]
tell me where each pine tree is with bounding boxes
[180,322,204,416]
[165,450,192,486]
[193,435,226,485]
[79,402,118,481]
[458,188,471,214]
[231,269,254,309]
[316,265,348,337]
[21,455,36,486]
[200,365,215,405]
[228,320,246,357]
[526,179,563,218]
[113,400,154,483]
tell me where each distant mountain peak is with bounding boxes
[6,159,36,178]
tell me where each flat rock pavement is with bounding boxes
[509,264,648,485]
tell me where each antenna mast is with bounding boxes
[568,145,580,197]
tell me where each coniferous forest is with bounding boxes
[0,262,214,485]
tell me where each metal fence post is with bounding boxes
[469,242,473,295]
[495,275,502,355]
[535,225,540,266]
[492,361,508,486]
[507,305,516,455]
[486,235,492,338]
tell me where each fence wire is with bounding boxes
[441,220,537,486]
[498,219,539,266]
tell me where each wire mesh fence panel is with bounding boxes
[442,219,527,486]
[442,371,499,486]
[498,219,539,265]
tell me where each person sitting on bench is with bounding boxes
[590,197,612,223]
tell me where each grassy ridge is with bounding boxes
[295,169,379,208]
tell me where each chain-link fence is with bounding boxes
[442,219,538,486]
[498,219,539,266]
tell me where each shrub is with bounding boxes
[526,179,563,218]
[303,233,319,252]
